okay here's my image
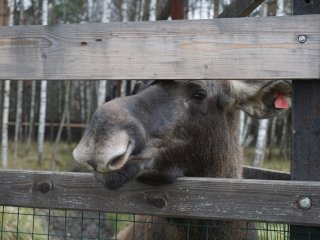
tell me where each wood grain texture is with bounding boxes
[0,15,319,80]
[0,170,319,226]
[290,4,320,239]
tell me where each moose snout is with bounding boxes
[87,160,97,170]
[73,130,137,172]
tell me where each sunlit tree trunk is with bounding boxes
[38,0,48,164]
[252,119,269,167]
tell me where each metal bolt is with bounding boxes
[298,35,307,43]
[297,196,312,210]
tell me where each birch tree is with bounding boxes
[51,81,71,170]
[1,81,11,168]
[38,0,48,163]
[252,119,269,167]
[13,81,23,162]
[1,0,14,168]
[276,0,284,16]
[13,0,25,162]
[97,0,110,106]
[25,81,36,154]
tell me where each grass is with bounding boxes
[244,147,290,172]
[4,141,80,172]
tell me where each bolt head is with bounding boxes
[298,35,307,43]
[297,196,312,210]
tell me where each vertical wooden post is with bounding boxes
[291,1,320,239]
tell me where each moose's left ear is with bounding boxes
[232,80,292,119]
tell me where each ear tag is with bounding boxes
[274,93,288,109]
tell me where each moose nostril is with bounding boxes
[108,154,126,170]
[87,160,97,171]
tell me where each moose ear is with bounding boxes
[232,80,292,119]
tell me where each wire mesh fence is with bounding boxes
[2,205,318,240]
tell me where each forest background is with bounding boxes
[0,0,293,172]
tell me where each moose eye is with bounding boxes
[192,90,207,102]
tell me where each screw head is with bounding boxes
[298,35,307,43]
[297,196,312,210]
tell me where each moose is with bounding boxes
[73,80,292,240]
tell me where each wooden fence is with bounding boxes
[0,0,320,235]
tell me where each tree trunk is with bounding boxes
[252,119,269,167]
[80,81,86,123]
[38,80,47,163]
[279,116,288,159]
[171,0,188,19]
[13,80,23,162]
[156,0,172,20]
[267,117,277,160]
[276,0,284,16]
[142,0,151,21]
[238,111,245,145]
[1,80,11,168]
[66,81,72,144]
[38,0,48,164]
[1,0,14,168]
[214,0,220,17]
[51,81,71,170]
[97,0,110,107]
[25,80,36,154]
[0,0,9,26]
[86,81,92,123]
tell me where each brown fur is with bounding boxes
[73,80,292,240]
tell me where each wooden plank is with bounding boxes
[293,0,320,15]
[218,0,264,18]
[0,15,319,80]
[291,81,320,239]
[0,170,320,226]
[292,81,320,182]
[291,2,320,240]
[243,165,290,180]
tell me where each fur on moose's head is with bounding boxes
[73,80,292,189]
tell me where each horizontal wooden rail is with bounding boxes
[0,170,319,226]
[243,165,290,180]
[0,15,319,80]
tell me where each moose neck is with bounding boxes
[186,111,242,178]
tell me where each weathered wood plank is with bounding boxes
[218,0,264,18]
[0,170,319,226]
[243,165,290,180]
[0,15,319,80]
[291,2,320,239]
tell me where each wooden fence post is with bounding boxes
[291,1,320,239]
